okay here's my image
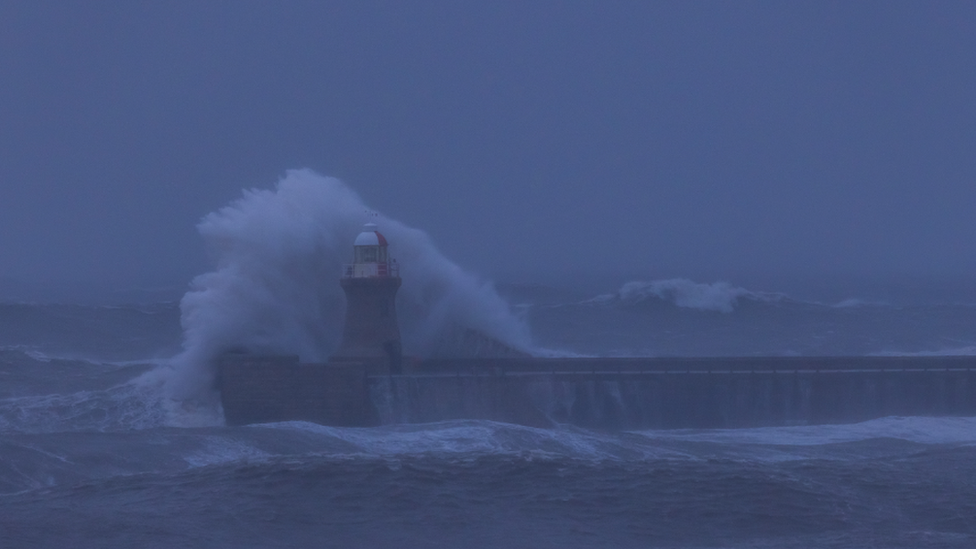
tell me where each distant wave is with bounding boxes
[603,279,783,313]
[830,298,892,308]
[869,346,976,357]
[577,279,913,314]
[0,302,182,362]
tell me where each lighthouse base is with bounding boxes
[335,276,402,374]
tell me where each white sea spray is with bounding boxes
[164,169,532,410]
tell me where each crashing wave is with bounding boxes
[166,169,533,404]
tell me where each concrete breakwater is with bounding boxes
[219,355,976,429]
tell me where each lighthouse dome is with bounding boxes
[354,223,388,246]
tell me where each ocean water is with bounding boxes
[2,283,976,548]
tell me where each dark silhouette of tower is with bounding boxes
[332,223,402,374]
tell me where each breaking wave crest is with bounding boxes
[165,169,532,406]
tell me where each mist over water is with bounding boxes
[166,169,531,403]
[2,173,976,547]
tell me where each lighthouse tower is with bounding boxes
[332,223,402,374]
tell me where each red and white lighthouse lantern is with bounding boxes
[344,223,399,279]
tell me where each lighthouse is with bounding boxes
[332,223,403,374]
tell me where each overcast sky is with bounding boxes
[1,1,974,301]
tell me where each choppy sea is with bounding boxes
[3,279,976,548]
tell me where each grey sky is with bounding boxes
[1,1,974,301]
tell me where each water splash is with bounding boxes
[166,169,532,405]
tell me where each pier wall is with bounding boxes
[376,369,976,430]
[219,356,976,429]
[217,354,374,426]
